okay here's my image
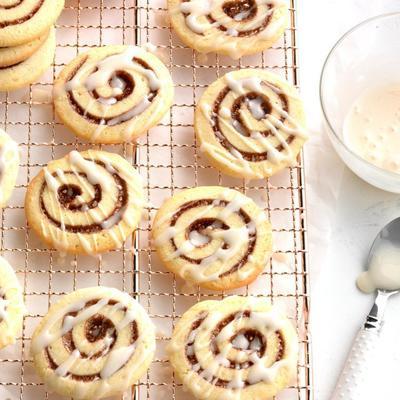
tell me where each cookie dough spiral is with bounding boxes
[195,69,308,179]
[168,0,288,58]
[54,45,174,144]
[0,0,64,47]
[25,150,145,255]
[0,256,25,349]
[152,187,272,291]
[31,287,156,400]
[168,296,298,400]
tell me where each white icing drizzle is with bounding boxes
[100,344,136,379]
[200,73,307,176]
[69,151,105,188]
[155,190,264,283]
[67,47,160,92]
[55,349,81,377]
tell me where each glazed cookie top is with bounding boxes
[0,0,65,47]
[31,286,156,400]
[168,0,288,58]
[25,150,145,255]
[168,296,298,400]
[54,45,174,144]
[0,129,19,208]
[195,69,308,179]
[152,186,272,290]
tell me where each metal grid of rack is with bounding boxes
[0,0,311,399]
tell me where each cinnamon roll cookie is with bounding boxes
[168,0,288,59]
[0,129,19,208]
[152,187,272,291]
[0,256,25,349]
[31,287,155,400]
[54,45,174,144]
[168,296,298,400]
[195,69,308,179]
[0,0,64,47]
[0,27,56,91]
[25,150,145,255]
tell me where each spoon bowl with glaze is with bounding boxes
[331,217,400,400]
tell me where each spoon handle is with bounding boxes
[330,328,379,400]
[331,290,392,400]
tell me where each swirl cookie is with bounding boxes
[0,30,48,67]
[54,45,174,144]
[168,296,298,400]
[168,0,288,59]
[25,150,145,255]
[0,0,64,47]
[0,27,55,91]
[31,286,155,400]
[0,129,19,208]
[0,256,25,349]
[195,69,308,179]
[152,186,272,291]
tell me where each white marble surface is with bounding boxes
[298,1,400,399]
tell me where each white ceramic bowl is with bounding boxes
[320,13,400,193]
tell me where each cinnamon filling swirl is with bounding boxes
[170,199,256,277]
[65,56,158,125]
[0,0,45,28]
[45,299,138,382]
[39,160,128,234]
[185,312,285,388]
[213,86,294,161]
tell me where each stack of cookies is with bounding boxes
[0,0,65,91]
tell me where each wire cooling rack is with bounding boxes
[0,0,312,399]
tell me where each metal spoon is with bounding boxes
[331,217,400,400]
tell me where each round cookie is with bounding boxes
[0,129,19,208]
[195,69,308,180]
[0,0,64,47]
[168,0,288,59]
[0,30,49,68]
[25,149,145,255]
[168,296,298,400]
[0,27,55,92]
[0,256,25,349]
[152,186,272,291]
[31,286,156,400]
[54,45,174,144]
